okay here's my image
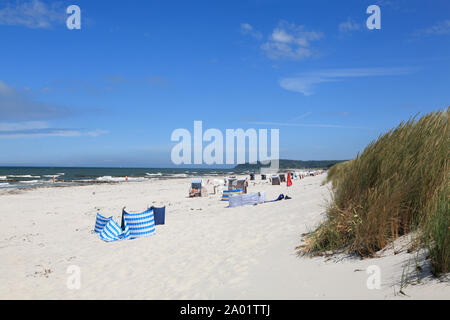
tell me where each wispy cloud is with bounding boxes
[87,129,109,137]
[0,121,108,138]
[244,121,371,130]
[279,67,414,96]
[413,20,450,37]
[0,0,65,29]
[261,21,323,60]
[338,18,361,33]
[0,80,73,121]
[375,0,396,7]
[292,112,312,121]
[240,23,262,39]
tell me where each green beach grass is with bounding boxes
[300,108,449,275]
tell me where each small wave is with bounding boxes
[127,177,148,182]
[171,173,188,178]
[96,176,125,182]
[96,176,148,182]
[19,180,39,184]
[0,176,7,180]
[146,173,162,176]
[43,174,62,178]
[7,175,40,178]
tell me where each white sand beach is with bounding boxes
[0,174,448,299]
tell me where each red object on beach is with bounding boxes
[287,172,292,187]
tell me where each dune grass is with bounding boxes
[301,108,449,275]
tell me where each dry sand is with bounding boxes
[0,174,448,299]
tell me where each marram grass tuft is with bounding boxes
[300,108,449,274]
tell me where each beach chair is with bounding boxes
[189,179,203,197]
[227,177,238,191]
[271,175,280,185]
[279,174,286,182]
[261,174,267,180]
[250,173,255,181]
[236,179,248,194]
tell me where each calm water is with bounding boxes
[0,167,245,190]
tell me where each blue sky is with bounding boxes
[0,0,449,167]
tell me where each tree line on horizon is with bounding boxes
[234,159,346,170]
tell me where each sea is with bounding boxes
[0,167,247,190]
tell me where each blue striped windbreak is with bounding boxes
[95,212,131,242]
[99,219,124,242]
[122,208,156,239]
[94,213,112,233]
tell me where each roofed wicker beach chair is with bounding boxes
[236,178,248,194]
[271,175,280,185]
[227,177,238,190]
[189,179,205,197]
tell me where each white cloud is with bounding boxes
[240,23,262,39]
[271,29,293,43]
[261,21,323,60]
[279,67,414,96]
[339,19,361,33]
[0,121,108,138]
[0,121,48,131]
[0,0,65,29]
[87,129,109,137]
[414,20,450,37]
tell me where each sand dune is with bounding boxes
[0,175,447,299]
